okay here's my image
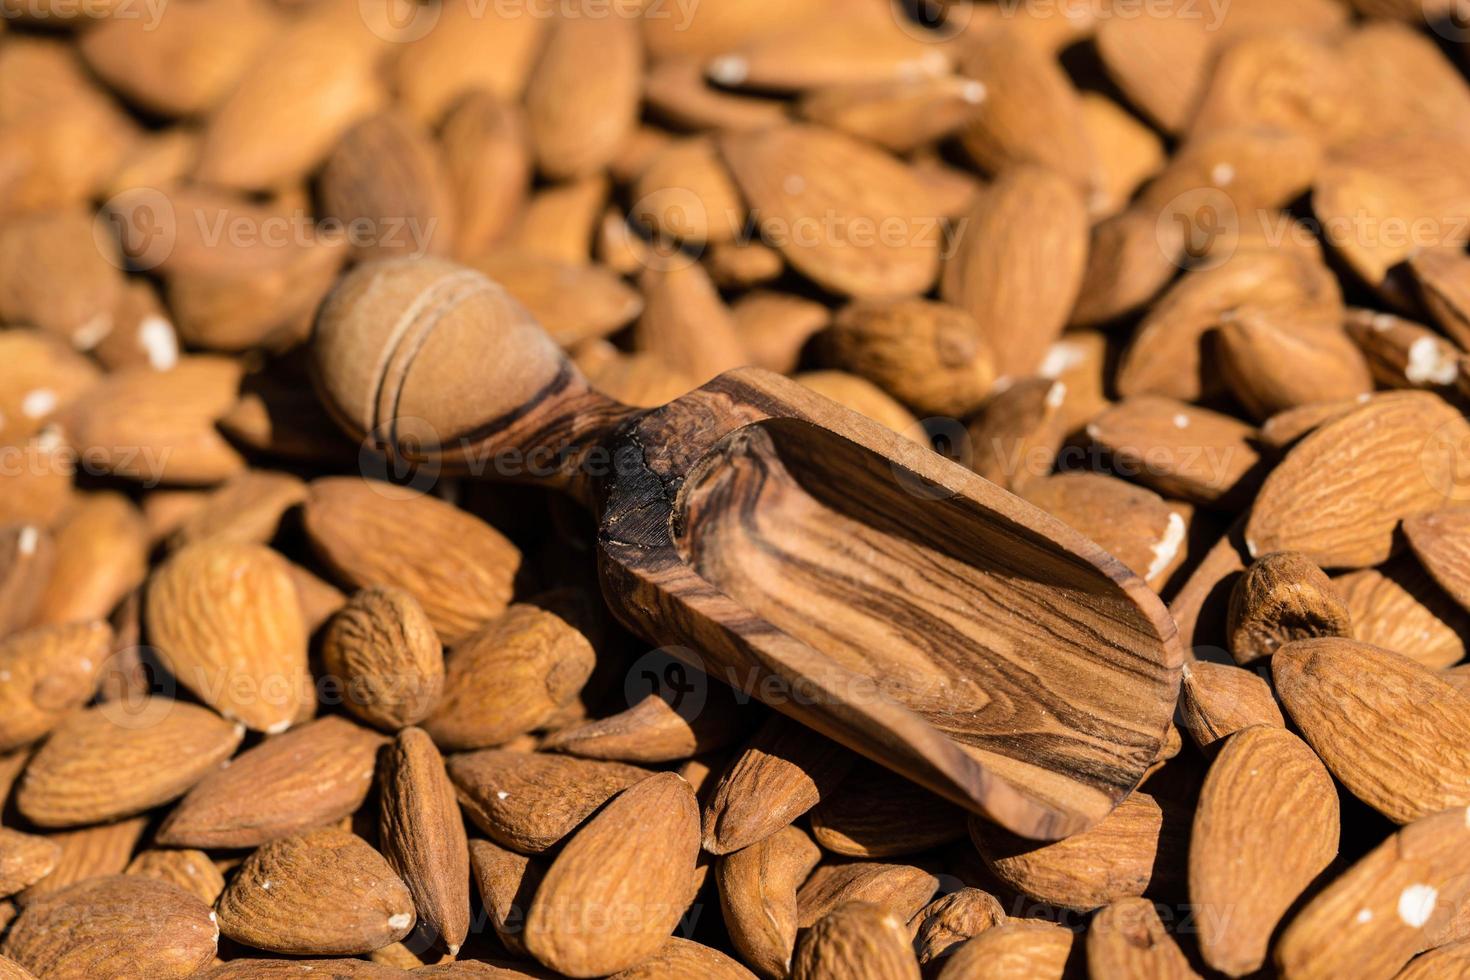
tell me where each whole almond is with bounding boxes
[167,470,307,553]
[0,329,100,447]
[941,166,1088,381]
[1334,556,1469,670]
[472,250,644,347]
[0,830,60,900]
[423,604,593,750]
[973,791,1172,912]
[1404,507,1470,614]
[157,716,386,848]
[303,478,520,645]
[797,862,939,930]
[17,702,242,828]
[16,816,147,904]
[0,208,123,350]
[732,291,830,375]
[1226,551,1351,664]
[323,587,444,731]
[540,691,743,764]
[1086,397,1263,507]
[2,876,216,978]
[125,848,226,906]
[391,1,544,123]
[704,715,856,855]
[32,491,148,627]
[146,540,310,732]
[524,772,700,977]
[909,888,1007,966]
[524,13,642,181]
[1088,897,1201,980]
[469,838,543,957]
[217,828,415,955]
[631,136,744,245]
[715,825,822,979]
[792,901,920,980]
[378,728,469,955]
[633,261,748,384]
[1252,390,1470,564]
[1190,725,1338,976]
[0,621,110,752]
[1344,308,1464,394]
[440,93,531,261]
[721,124,943,299]
[1216,313,1373,422]
[936,920,1076,980]
[447,750,648,854]
[1273,637,1470,823]
[1178,661,1285,750]
[966,378,1071,493]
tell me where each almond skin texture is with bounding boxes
[1088,897,1202,980]
[378,728,469,956]
[610,937,758,979]
[808,762,966,858]
[0,829,61,900]
[1273,637,1470,823]
[145,541,311,732]
[791,901,920,980]
[715,825,822,979]
[1190,726,1339,976]
[303,478,520,645]
[16,816,148,904]
[972,791,1170,912]
[909,888,1007,966]
[217,828,415,956]
[469,838,543,958]
[935,920,1077,980]
[17,702,243,828]
[1404,507,1470,614]
[447,750,648,854]
[1245,392,1470,568]
[2,875,217,979]
[124,848,226,906]
[1334,555,1470,670]
[796,862,939,929]
[0,621,109,752]
[1226,551,1352,665]
[157,716,386,849]
[423,604,593,750]
[523,772,700,977]
[1179,661,1286,750]
[323,587,444,731]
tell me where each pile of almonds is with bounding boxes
[7,0,1470,977]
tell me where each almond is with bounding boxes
[32,491,148,626]
[168,470,307,552]
[17,702,242,828]
[1178,660,1285,750]
[1245,392,1470,568]
[1344,309,1465,394]
[720,124,943,299]
[966,379,1071,494]
[1411,248,1470,351]
[940,167,1088,381]
[1276,806,1470,979]
[0,522,51,636]
[1226,551,1352,664]
[936,920,1077,980]
[157,716,386,848]
[524,772,700,977]
[704,715,856,855]
[797,862,939,930]
[0,830,60,900]
[447,750,648,854]
[391,0,545,123]
[440,93,531,262]
[469,838,543,958]
[644,56,789,135]
[1087,897,1201,980]
[1190,725,1338,975]
[16,817,147,904]
[472,250,644,346]
[303,478,520,645]
[0,208,123,350]
[1087,397,1263,507]
[378,728,468,955]
[125,848,226,906]
[0,621,110,752]
[2,875,217,978]
[423,604,592,750]
[195,15,384,190]
[973,791,1174,912]
[631,136,744,245]
[795,371,920,439]
[146,540,310,732]
[0,329,100,447]
[633,261,748,384]
[524,13,642,181]
[792,901,920,980]
[909,888,1007,966]
[731,291,830,375]
[612,937,758,979]
[1333,555,1470,670]
[541,691,743,764]
[715,825,822,979]
[217,828,415,955]
[1216,312,1373,422]
[799,76,987,156]
[1404,508,1470,614]
[323,588,444,731]
[506,172,608,266]
[1275,636,1470,822]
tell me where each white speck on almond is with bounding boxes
[17,526,38,556]
[707,55,748,86]
[388,912,412,930]
[1398,884,1437,928]
[21,389,57,419]
[1173,413,1190,429]
[1405,336,1457,386]
[139,315,179,371]
[1146,512,1187,583]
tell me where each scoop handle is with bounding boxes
[313,258,638,507]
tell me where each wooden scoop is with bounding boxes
[313,260,1183,840]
